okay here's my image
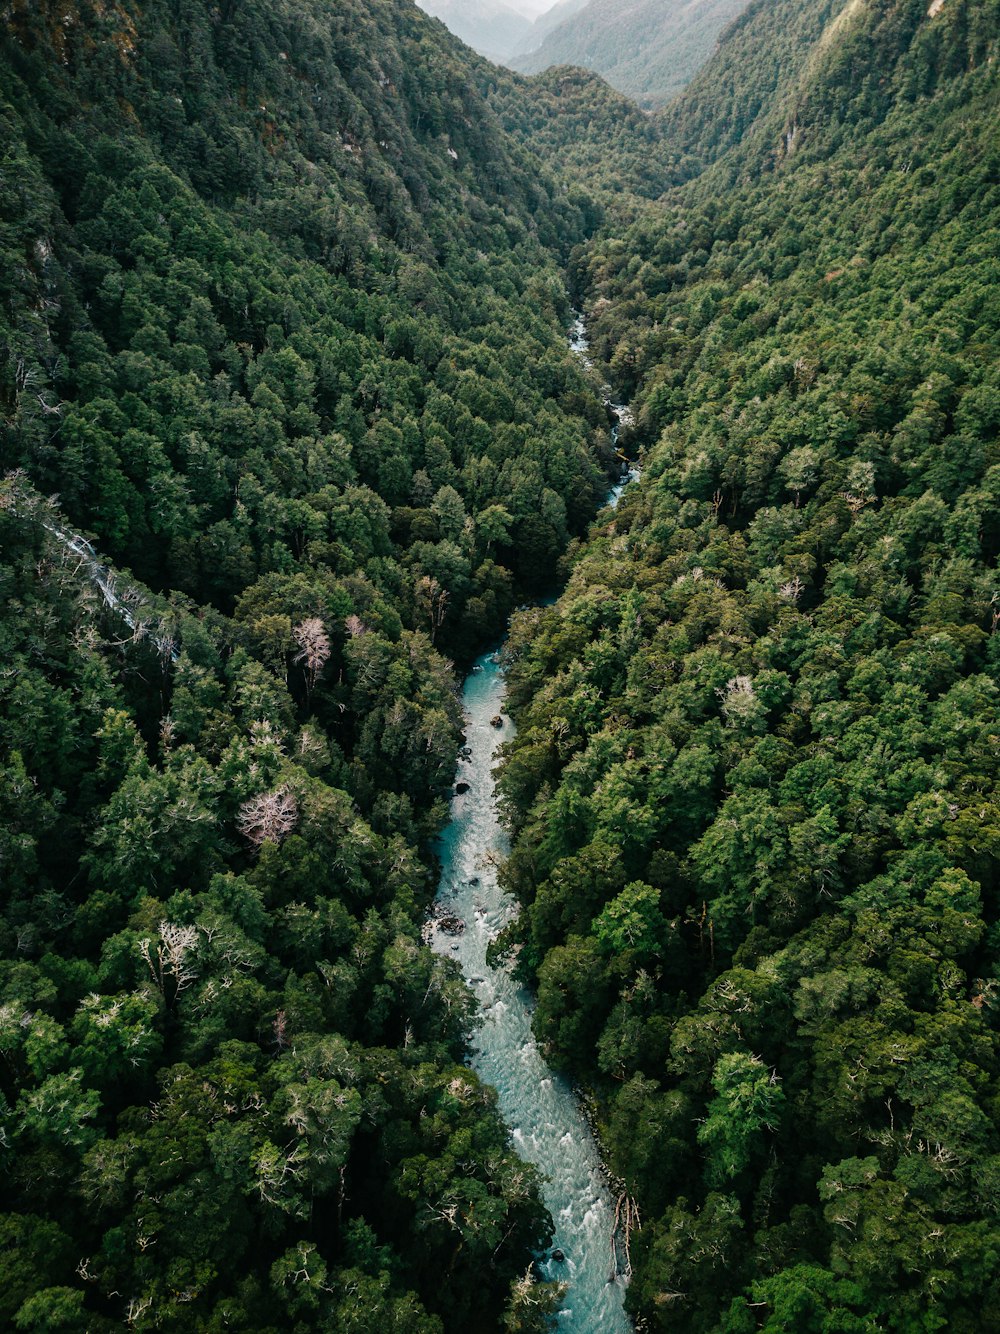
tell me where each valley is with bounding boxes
[1,0,998,1331]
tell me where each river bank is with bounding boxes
[427,652,633,1331]
[424,403,639,1327]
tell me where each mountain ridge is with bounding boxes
[498,0,1000,1328]
[510,0,754,104]
[417,0,535,59]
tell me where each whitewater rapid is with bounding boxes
[428,655,633,1331]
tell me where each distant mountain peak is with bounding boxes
[416,0,537,59]
[509,0,755,106]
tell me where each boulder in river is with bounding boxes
[490,715,503,728]
[552,1249,565,1264]
[435,909,465,936]
[455,781,470,794]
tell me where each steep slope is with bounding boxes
[416,0,535,60]
[2,0,609,635]
[0,1,611,1330]
[520,0,591,49]
[510,0,754,105]
[499,0,1000,1329]
[655,0,850,167]
[485,64,674,203]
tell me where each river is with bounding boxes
[36,312,636,1325]
[428,654,633,1331]
[427,446,637,1330]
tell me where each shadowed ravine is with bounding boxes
[425,311,637,1329]
[429,455,637,1330]
[428,653,634,1331]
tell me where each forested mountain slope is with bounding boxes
[485,64,674,202]
[656,0,852,169]
[517,0,590,52]
[2,0,610,614]
[0,1,613,1329]
[499,0,1000,1328]
[510,0,753,106]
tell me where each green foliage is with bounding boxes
[511,0,753,107]
[0,0,621,1327]
[5,0,1000,1328]
[486,66,674,204]
[697,1052,785,1186]
[499,0,1000,1328]
[592,880,667,959]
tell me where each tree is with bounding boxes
[475,503,513,554]
[138,921,201,1002]
[237,786,299,847]
[292,617,331,696]
[592,881,666,960]
[723,1264,878,1333]
[503,1269,567,1332]
[16,1071,100,1154]
[13,1287,88,1333]
[414,575,449,643]
[697,1053,785,1186]
[0,1215,76,1327]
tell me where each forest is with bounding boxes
[0,1,613,1329]
[498,0,1000,1329]
[509,0,753,107]
[1,0,998,1329]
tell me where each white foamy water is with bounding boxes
[429,654,632,1333]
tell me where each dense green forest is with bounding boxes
[485,64,674,203]
[0,1,615,1329]
[498,0,1000,1328]
[3,0,1000,1329]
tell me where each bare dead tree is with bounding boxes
[509,1267,568,1318]
[779,574,805,602]
[253,1141,306,1207]
[138,922,200,1000]
[611,1192,642,1279]
[272,1009,289,1052]
[237,786,299,847]
[292,617,331,697]
[840,490,871,516]
[126,1294,153,1327]
[415,575,449,643]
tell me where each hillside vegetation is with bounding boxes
[4,0,1000,1329]
[499,0,1000,1328]
[0,0,614,1328]
[510,0,753,105]
[486,64,674,202]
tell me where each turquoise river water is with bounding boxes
[428,477,636,1331]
